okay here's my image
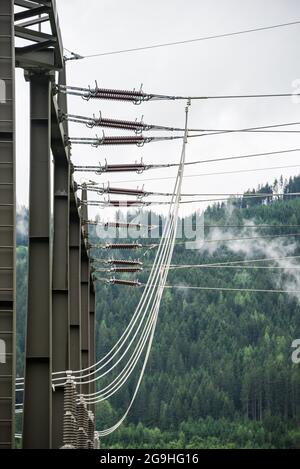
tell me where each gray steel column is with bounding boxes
[80,187,90,396]
[52,67,70,448]
[69,196,82,373]
[0,0,16,449]
[23,73,52,449]
[89,283,96,416]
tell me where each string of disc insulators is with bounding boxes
[93,266,143,273]
[77,183,231,198]
[96,277,142,287]
[84,220,156,231]
[88,242,153,250]
[69,134,183,147]
[57,84,155,104]
[73,161,158,174]
[91,258,143,266]
[63,113,204,133]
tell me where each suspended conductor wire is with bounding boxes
[74,148,300,180]
[148,285,300,294]
[79,186,300,199]
[112,163,300,184]
[65,20,300,60]
[84,192,300,208]
[64,115,300,135]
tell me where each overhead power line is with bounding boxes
[94,279,300,294]
[74,148,300,179]
[66,114,300,135]
[88,233,300,251]
[111,163,300,184]
[65,20,300,60]
[170,255,300,266]
[79,184,300,199]
[60,83,300,104]
[167,264,300,270]
[146,285,300,294]
[83,192,300,208]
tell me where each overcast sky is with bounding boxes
[15,0,300,219]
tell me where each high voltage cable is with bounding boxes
[98,265,300,274]
[79,186,299,198]
[89,222,300,229]
[169,224,300,229]
[84,192,300,208]
[93,278,300,294]
[64,20,300,60]
[74,148,300,178]
[166,264,300,270]
[159,193,300,205]
[94,255,300,270]
[173,232,300,245]
[111,163,300,184]
[66,114,300,135]
[178,148,300,167]
[69,127,300,148]
[59,84,300,104]
[144,285,300,294]
[86,233,300,252]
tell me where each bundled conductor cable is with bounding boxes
[64,113,300,134]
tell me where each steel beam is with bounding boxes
[23,72,52,449]
[15,48,55,70]
[14,5,51,21]
[69,195,82,374]
[14,0,63,70]
[89,283,96,416]
[51,67,70,449]
[0,0,16,450]
[80,187,90,397]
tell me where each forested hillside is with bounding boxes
[16,176,300,448]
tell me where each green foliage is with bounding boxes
[15,176,300,448]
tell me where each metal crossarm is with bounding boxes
[15,0,64,70]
